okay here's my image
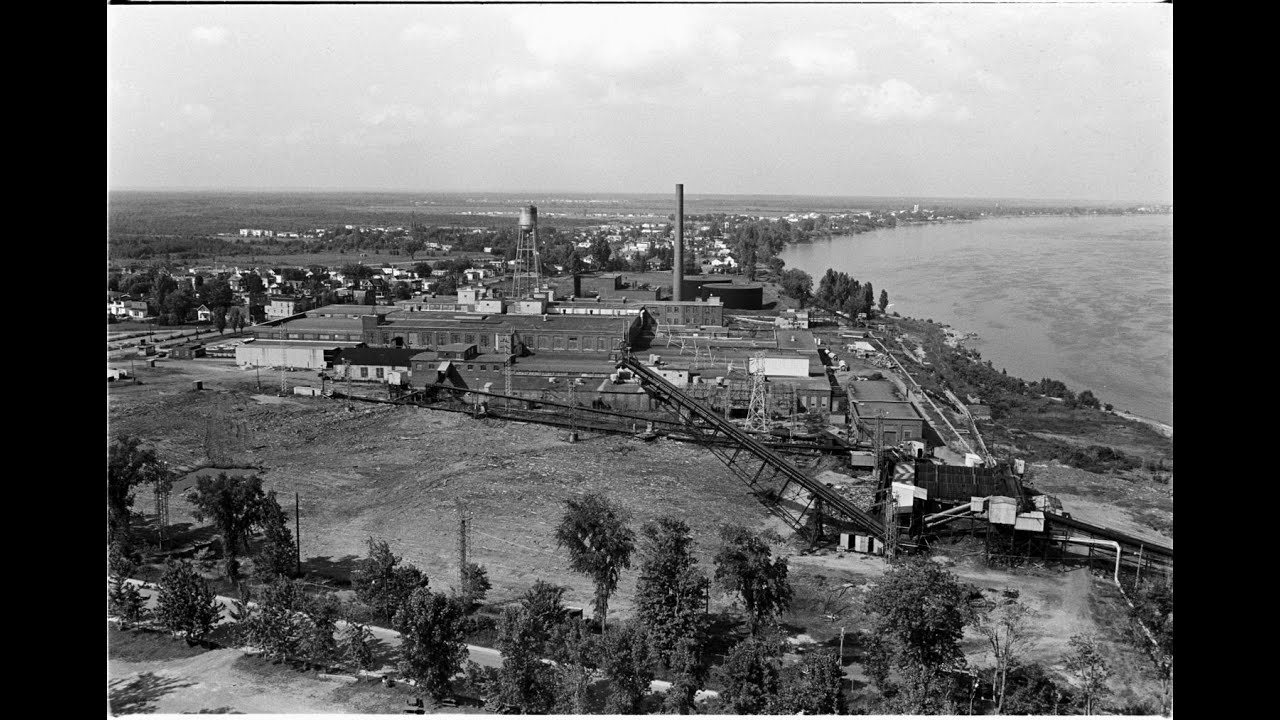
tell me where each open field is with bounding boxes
[109,354,1172,712]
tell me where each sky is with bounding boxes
[107,2,1172,204]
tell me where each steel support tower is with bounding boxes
[513,205,542,299]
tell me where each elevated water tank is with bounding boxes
[519,206,538,229]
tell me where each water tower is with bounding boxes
[513,205,541,299]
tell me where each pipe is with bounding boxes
[925,503,976,523]
[925,511,974,529]
[1060,537,1122,585]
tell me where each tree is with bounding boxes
[1003,662,1073,715]
[554,494,636,629]
[778,269,813,307]
[227,306,247,333]
[497,606,557,713]
[213,306,227,334]
[242,273,265,294]
[340,620,377,673]
[712,525,792,634]
[434,273,458,297]
[634,517,709,666]
[240,577,302,660]
[394,586,469,703]
[1066,634,1110,715]
[862,282,876,319]
[549,621,598,714]
[298,589,341,665]
[412,261,434,278]
[253,490,297,581]
[776,648,845,714]
[663,637,706,715]
[716,635,781,714]
[599,621,655,714]
[864,558,970,713]
[976,599,1034,713]
[108,542,147,628]
[393,281,412,301]
[459,562,491,607]
[108,435,168,545]
[879,289,890,313]
[155,560,221,643]
[352,537,427,624]
[187,473,268,578]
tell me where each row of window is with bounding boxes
[530,335,615,351]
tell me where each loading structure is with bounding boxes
[618,353,885,544]
[881,454,1172,576]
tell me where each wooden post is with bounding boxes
[294,492,301,576]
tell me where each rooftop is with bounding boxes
[851,400,923,421]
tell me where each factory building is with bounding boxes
[849,400,926,446]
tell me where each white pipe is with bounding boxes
[924,503,975,523]
[926,511,974,529]
[1060,537,1122,585]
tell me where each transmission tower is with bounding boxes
[513,205,542,299]
[746,351,770,432]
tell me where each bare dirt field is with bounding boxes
[109,356,1170,712]
[109,357,773,618]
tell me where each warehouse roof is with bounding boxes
[851,400,923,420]
[334,347,418,366]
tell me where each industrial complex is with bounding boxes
[206,185,1170,580]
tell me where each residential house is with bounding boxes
[196,304,214,322]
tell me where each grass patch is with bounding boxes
[109,625,215,662]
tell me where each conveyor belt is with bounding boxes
[619,355,884,539]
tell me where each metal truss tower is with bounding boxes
[746,351,770,432]
[513,205,542,299]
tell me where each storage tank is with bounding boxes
[519,206,538,229]
[705,283,763,310]
[681,277,732,300]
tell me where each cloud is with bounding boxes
[190,26,228,46]
[402,23,461,44]
[180,103,213,124]
[512,6,702,73]
[361,104,427,126]
[837,79,965,123]
[776,42,859,78]
[489,67,559,97]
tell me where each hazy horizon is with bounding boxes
[108,4,1171,205]
[106,187,1168,207]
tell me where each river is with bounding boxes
[778,214,1173,426]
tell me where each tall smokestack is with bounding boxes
[673,183,684,301]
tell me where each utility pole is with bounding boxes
[295,492,302,577]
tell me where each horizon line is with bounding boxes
[106,187,1171,207]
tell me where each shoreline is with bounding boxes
[788,216,1171,435]
[1110,410,1173,438]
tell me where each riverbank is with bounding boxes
[1111,410,1173,438]
[778,213,1172,425]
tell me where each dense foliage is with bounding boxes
[554,493,636,628]
[155,561,222,643]
[712,525,793,634]
[634,517,709,666]
[351,537,428,624]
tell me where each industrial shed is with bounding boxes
[236,341,339,370]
